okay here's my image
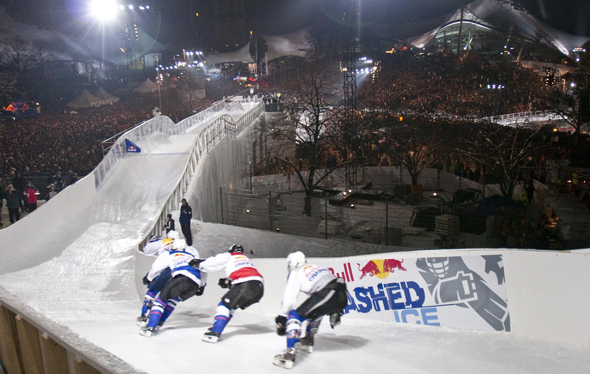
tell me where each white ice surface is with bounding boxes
[0,114,589,373]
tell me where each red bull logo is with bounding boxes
[358,258,406,279]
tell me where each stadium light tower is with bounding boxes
[89,0,120,69]
[342,0,361,190]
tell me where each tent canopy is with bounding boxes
[93,87,119,104]
[134,78,158,93]
[66,90,103,109]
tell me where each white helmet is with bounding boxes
[287,251,306,271]
[167,230,180,240]
[173,238,187,251]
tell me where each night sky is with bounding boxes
[5,0,590,45]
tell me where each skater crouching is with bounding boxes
[274,251,348,369]
[139,239,207,336]
[198,244,264,343]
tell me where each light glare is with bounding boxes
[90,0,118,21]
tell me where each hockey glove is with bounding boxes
[275,315,287,336]
[218,278,232,289]
[196,285,206,296]
[189,259,204,269]
[142,274,150,285]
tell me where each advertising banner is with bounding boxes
[125,139,141,153]
[316,254,510,332]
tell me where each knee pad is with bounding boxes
[216,301,233,319]
[286,310,303,339]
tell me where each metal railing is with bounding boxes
[137,99,265,250]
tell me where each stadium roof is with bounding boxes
[405,0,590,56]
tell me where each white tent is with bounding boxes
[93,87,119,104]
[203,29,309,66]
[134,78,159,93]
[66,90,103,109]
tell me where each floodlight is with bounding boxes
[90,0,118,21]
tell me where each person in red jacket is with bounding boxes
[23,182,38,213]
[198,244,264,343]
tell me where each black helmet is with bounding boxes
[229,244,244,254]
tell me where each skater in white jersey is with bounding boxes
[273,251,348,369]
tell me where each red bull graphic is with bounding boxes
[358,258,406,279]
[2,100,40,121]
[318,254,510,332]
[125,139,142,153]
[328,263,355,282]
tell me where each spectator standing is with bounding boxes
[163,213,175,234]
[45,184,58,201]
[64,172,78,187]
[524,177,535,205]
[179,198,193,246]
[6,184,21,224]
[54,172,64,191]
[11,171,27,210]
[0,178,5,211]
[0,179,4,227]
[23,182,39,212]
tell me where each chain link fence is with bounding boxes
[219,165,590,249]
[220,187,449,247]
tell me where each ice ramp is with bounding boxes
[0,99,265,373]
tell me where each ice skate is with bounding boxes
[202,330,220,343]
[139,326,155,337]
[154,321,164,332]
[273,348,297,369]
[329,312,342,328]
[295,333,314,353]
[136,314,148,327]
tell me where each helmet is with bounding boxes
[167,230,180,240]
[229,244,244,254]
[167,213,172,217]
[148,234,159,242]
[173,238,187,251]
[287,251,306,271]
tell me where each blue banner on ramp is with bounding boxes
[125,139,141,153]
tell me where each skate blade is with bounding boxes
[294,342,313,353]
[139,329,153,337]
[136,320,147,327]
[202,335,219,343]
[273,356,294,369]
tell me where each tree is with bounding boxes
[176,67,206,113]
[255,58,352,216]
[550,66,590,137]
[375,114,442,187]
[0,63,18,107]
[458,121,544,198]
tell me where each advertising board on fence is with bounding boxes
[316,254,510,332]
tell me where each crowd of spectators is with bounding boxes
[0,90,211,179]
[360,53,552,117]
